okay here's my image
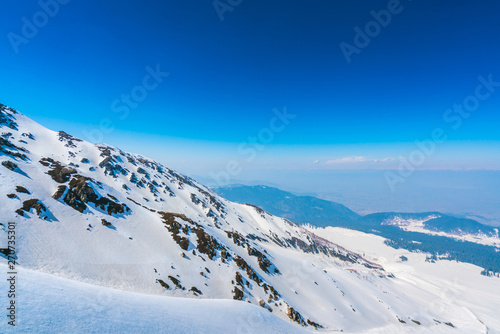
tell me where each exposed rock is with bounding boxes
[198,188,226,214]
[227,231,279,274]
[245,203,266,218]
[0,104,19,130]
[190,287,202,296]
[168,276,185,290]
[99,156,127,178]
[234,256,261,284]
[190,193,203,206]
[286,305,306,326]
[226,231,246,247]
[18,199,47,217]
[195,227,222,260]
[164,185,175,197]
[157,279,170,290]
[40,158,77,183]
[52,185,67,200]
[15,186,30,194]
[130,173,139,184]
[268,284,280,301]
[21,132,35,140]
[58,131,82,148]
[0,248,12,257]
[57,175,129,215]
[137,167,150,179]
[233,287,244,300]
[306,319,323,329]
[101,219,113,227]
[235,272,244,286]
[126,156,137,165]
[247,245,278,274]
[2,160,18,171]
[0,135,28,160]
[159,212,193,251]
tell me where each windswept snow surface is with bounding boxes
[0,263,307,334]
[307,226,500,334]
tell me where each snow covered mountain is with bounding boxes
[0,103,495,333]
[364,212,500,246]
[215,185,500,246]
[214,185,360,227]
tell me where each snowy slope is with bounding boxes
[0,103,492,333]
[307,225,500,334]
[0,263,307,334]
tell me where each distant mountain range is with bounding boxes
[214,185,498,239]
[213,185,360,227]
[214,185,500,273]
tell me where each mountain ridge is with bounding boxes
[0,103,478,332]
[214,185,360,228]
[214,184,499,241]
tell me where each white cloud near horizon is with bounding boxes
[325,156,396,165]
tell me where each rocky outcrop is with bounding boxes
[53,174,129,216]
[16,199,47,218]
[40,158,77,183]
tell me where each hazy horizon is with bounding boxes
[193,169,500,227]
[3,0,500,224]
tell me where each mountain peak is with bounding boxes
[0,103,460,331]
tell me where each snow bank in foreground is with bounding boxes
[0,264,307,334]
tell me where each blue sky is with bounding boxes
[1,0,500,176]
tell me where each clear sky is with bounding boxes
[1,0,500,177]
